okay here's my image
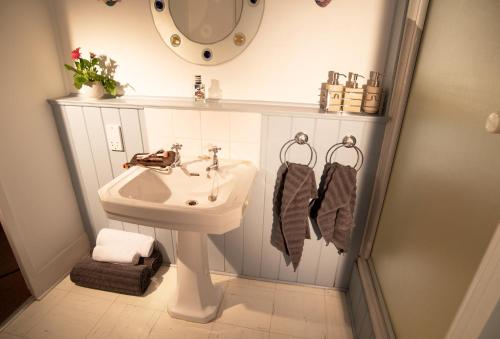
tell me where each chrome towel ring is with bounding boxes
[279,132,318,168]
[325,135,364,171]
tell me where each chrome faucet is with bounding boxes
[206,146,221,172]
[171,143,183,167]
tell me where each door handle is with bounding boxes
[485,112,500,133]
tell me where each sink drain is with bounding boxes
[186,199,198,206]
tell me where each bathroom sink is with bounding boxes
[98,157,256,323]
[98,158,257,234]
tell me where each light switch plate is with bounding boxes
[105,124,124,152]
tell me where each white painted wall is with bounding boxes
[52,0,397,103]
[0,0,89,298]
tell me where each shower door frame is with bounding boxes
[355,0,430,338]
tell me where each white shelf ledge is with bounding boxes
[49,95,387,123]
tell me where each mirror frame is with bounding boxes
[150,0,265,66]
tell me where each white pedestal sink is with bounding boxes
[98,158,256,323]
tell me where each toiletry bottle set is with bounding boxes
[319,71,383,114]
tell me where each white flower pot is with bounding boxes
[80,82,105,99]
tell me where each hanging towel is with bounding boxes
[272,162,317,271]
[92,245,141,265]
[271,163,289,255]
[310,163,357,253]
[96,228,154,257]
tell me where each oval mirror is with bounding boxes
[150,0,265,65]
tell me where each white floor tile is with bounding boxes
[228,277,275,291]
[216,284,274,331]
[3,270,354,339]
[87,302,161,339]
[115,266,176,311]
[148,312,212,339]
[274,282,325,296]
[54,274,119,301]
[267,333,305,339]
[210,323,267,339]
[210,273,236,284]
[270,289,327,339]
[325,293,354,339]
[0,332,24,339]
[26,292,113,339]
[3,288,67,336]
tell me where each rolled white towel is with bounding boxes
[92,245,140,265]
[96,228,154,257]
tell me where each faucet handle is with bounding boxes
[208,145,221,153]
[171,143,183,151]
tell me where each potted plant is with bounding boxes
[64,48,119,98]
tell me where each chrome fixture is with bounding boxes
[171,143,183,167]
[325,135,364,171]
[206,146,221,172]
[279,132,318,168]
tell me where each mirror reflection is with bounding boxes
[169,0,243,45]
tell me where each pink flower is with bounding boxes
[89,52,96,59]
[71,47,81,60]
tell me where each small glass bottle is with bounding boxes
[194,75,206,103]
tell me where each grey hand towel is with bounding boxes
[272,162,317,271]
[271,163,289,255]
[310,163,336,239]
[310,162,357,253]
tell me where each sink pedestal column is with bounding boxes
[167,231,223,323]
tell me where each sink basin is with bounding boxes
[98,158,256,323]
[99,158,256,234]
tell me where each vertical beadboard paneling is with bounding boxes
[207,234,225,272]
[82,106,120,231]
[120,108,144,156]
[155,228,176,265]
[260,115,292,279]
[224,227,243,274]
[242,115,267,276]
[311,119,341,286]
[101,107,127,178]
[62,106,108,239]
[82,107,113,187]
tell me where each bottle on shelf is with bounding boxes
[343,72,365,113]
[194,75,206,103]
[319,71,346,112]
[362,71,384,114]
